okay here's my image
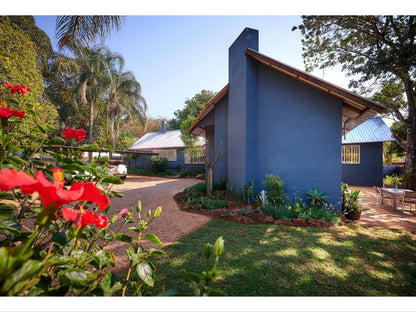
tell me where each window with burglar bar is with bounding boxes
[342,145,360,164]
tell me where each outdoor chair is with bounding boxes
[401,191,416,213]
[376,186,393,205]
[383,184,397,189]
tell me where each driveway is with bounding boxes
[105,175,211,273]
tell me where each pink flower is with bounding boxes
[117,208,129,219]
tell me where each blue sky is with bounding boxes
[34,15,353,119]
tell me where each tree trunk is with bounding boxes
[404,117,416,190]
[88,98,94,162]
[403,83,416,190]
[207,166,213,194]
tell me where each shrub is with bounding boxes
[150,156,169,173]
[263,205,299,220]
[188,182,207,193]
[262,174,285,206]
[306,188,329,208]
[383,174,403,188]
[128,168,151,176]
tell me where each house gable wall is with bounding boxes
[256,64,342,207]
[342,142,383,186]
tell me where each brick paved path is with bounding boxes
[105,176,211,273]
[350,186,416,232]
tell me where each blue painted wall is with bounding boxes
[227,28,259,190]
[342,142,383,186]
[256,64,343,208]
[214,94,228,182]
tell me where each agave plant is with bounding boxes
[306,188,329,208]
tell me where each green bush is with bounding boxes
[383,174,403,188]
[306,188,329,208]
[150,156,169,173]
[262,174,285,206]
[263,205,299,220]
[128,168,151,176]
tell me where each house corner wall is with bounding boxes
[227,28,259,191]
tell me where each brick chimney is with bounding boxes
[161,120,167,133]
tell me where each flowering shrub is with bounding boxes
[0,82,165,296]
[0,81,226,296]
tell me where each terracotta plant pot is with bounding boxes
[354,211,362,220]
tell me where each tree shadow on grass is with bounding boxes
[145,220,416,296]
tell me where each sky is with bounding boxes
[33,15,356,120]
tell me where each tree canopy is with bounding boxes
[295,15,416,189]
[169,90,215,129]
[0,18,58,132]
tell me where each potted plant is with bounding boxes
[342,186,365,221]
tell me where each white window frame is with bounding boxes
[184,151,205,165]
[342,145,360,164]
[153,149,177,162]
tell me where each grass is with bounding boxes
[124,220,416,296]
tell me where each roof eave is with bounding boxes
[245,48,386,115]
[188,84,229,136]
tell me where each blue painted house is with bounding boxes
[188,28,385,207]
[342,117,394,186]
[128,121,205,171]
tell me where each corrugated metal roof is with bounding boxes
[128,130,205,150]
[342,117,394,144]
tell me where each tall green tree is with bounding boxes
[71,46,108,144]
[0,18,58,132]
[102,51,147,149]
[56,16,124,51]
[294,16,416,190]
[169,90,215,129]
[180,115,202,172]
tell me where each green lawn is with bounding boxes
[127,220,416,296]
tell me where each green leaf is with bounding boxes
[92,250,113,269]
[179,269,200,285]
[144,233,163,245]
[104,145,115,153]
[136,261,155,287]
[0,202,16,212]
[0,192,15,200]
[52,232,67,246]
[102,176,123,185]
[3,260,44,291]
[5,98,19,105]
[100,271,122,296]
[114,233,133,243]
[0,215,21,235]
[148,248,166,256]
[80,143,99,151]
[61,269,96,289]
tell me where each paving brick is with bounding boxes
[105,176,211,273]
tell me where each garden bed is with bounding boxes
[174,190,343,229]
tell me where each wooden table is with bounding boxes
[380,188,411,210]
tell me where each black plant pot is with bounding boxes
[345,210,357,221]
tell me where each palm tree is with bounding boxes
[56,16,124,51]
[102,51,147,149]
[71,46,108,144]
